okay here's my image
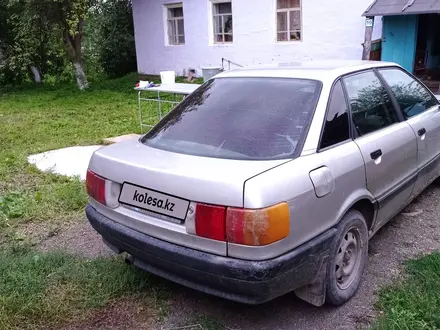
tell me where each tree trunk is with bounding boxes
[30,66,42,83]
[73,61,88,90]
[64,19,89,90]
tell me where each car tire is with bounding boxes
[325,210,368,306]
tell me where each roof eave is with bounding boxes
[363,0,440,16]
[363,9,440,16]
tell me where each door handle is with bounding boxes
[418,128,426,136]
[370,149,382,160]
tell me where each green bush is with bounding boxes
[0,192,26,227]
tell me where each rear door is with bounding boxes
[378,67,440,196]
[343,70,418,230]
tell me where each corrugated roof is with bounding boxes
[363,0,440,16]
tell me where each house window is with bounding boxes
[166,4,185,45]
[212,2,233,43]
[276,0,301,41]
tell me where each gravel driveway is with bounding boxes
[39,184,440,330]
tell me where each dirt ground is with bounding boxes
[37,184,440,330]
[58,297,156,330]
[38,220,113,259]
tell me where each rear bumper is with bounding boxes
[86,204,336,304]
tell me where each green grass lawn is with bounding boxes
[0,73,200,329]
[374,252,440,330]
[0,250,163,330]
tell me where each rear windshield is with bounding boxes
[141,77,322,160]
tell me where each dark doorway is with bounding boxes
[415,14,440,93]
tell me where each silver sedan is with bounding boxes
[86,60,440,306]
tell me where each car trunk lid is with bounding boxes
[87,139,287,256]
[89,138,286,207]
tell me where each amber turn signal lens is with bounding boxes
[226,202,290,246]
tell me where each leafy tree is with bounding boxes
[88,0,136,78]
[0,0,25,85]
[47,0,96,89]
[1,0,136,88]
[2,0,95,89]
[0,0,13,57]
[7,0,63,84]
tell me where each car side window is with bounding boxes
[379,68,438,118]
[343,71,399,137]
[320,80,350,149]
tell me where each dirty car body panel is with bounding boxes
[85,60,440,305]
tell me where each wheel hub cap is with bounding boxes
[335,228,361,290]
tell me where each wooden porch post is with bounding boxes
[362,16,375,60]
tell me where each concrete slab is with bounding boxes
[27,145,103,181]
[103,133,141,145]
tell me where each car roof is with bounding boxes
[215,60,401,81]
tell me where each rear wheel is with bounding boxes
[325,210,368,306]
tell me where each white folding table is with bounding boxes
[135,83,201,133]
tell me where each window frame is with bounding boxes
[376,66,440,119]
[318,78,353,152]
[275,0,302,42]
[341,68,405,139]
[165,3,185,46]
[211,1,233,44]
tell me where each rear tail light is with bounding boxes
[86,170,120,208]
[194,202,290,246]
[86,170,105,205]
[195,203,226,241]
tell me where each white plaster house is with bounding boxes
[132,0,383,76]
